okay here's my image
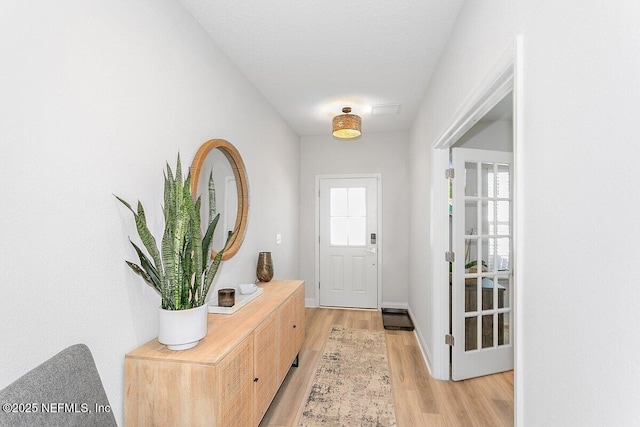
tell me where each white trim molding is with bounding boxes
[408,306,433,375]
[381,302,408,310]
[513,34,525,427]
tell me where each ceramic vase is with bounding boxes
[256,251,274,282]
[158,304,208,351]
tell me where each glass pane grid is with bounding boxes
[463,159,512,352]
[329,187,367,246]
[465,309,512,352]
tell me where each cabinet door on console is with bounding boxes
[277,294,297,382]
[293,286,306,353]
[217,337,254,427]
[254,313,278,424]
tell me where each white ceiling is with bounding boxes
[178,0,465,137]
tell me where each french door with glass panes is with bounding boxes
[451,148,513,380]
[318,177,378,308]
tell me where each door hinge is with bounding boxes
[445,168,455,179]
[445,251,455,262]
[445,334,455,346]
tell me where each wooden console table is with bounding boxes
[124,280,305,427]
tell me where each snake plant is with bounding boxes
[116,154,228,310]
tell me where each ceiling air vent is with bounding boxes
[371,104,401,115]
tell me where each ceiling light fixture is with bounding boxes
[332,107,362,139]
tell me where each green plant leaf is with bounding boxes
[202,213,220,265]
[125,261,154,288]
[209,170,216,218]
[465,260,488,270]
[200,232,232,306]
[115,195,163,283]
[129,239,161,290]
[184,173,203,308]
[114,194,135,214]
[134,202,162,271]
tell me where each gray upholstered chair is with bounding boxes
[0,344,117,427]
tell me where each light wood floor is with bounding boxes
[260,307,513,427]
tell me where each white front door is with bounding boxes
[318,177,379,308]
[451,148,514,380]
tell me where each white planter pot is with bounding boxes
[158,304,208,351]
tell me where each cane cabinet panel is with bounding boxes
[253,312,278,422]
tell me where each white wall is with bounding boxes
[454,119,513,152]
[408,0,517,379]
[410,0,640,425]
[407,107,436,370]
[299,132,410,307]
[0,0,299,424]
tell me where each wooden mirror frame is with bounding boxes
[190,139,249,261]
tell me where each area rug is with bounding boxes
[299,327,397,427]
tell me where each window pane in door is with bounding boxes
[498,313,510,346]
[497,164,510,198]
[482,276,495,310]
[482,314,494,348]
[482,200,491,235]
[464,162,478,197]
[497,277,510,308]
[330,188,348,216]
[465,238,478,271]
[465,200,478,235]
[488,202,511,236]
[348,188,366,216]
[496,237,510,270]
[348,217,366,246]
[465,277,478,313]
[481,238,490,272]
[482,163,495,197]
[465,317,478,351]
[330,217,348,245]
[497,201,510,233]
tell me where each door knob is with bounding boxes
[366,248,377,254]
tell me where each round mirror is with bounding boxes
[190,139,248,260]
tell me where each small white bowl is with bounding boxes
[238,283,257,295]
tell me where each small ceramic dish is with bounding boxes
[238,283,258,295]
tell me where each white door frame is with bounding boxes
[429,36,524,424]
[315,173,383,308]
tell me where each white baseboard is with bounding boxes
[305,297,318,307]
[380,302,408,310]
[407,306,434,376]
